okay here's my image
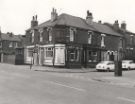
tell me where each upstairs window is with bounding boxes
[88,31,93,44]
[101,34,106,47]
[9,42,13,48]
[130,35,134,45]
[119,38,123,49]
[15,42,18,48]
[47,27,52,42]
[0,42,2,48]
[39,29,43,42]
[30,30,35,43]
[69,27,76,42]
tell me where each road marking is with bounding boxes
[118,97,135,103]
[46,80,86,92]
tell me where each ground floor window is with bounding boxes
[28,48,33,57]
[88,51,97,62]
[45,47,53,59]
[69,49,79,62]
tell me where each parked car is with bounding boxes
[96,61,115,71]
[122,60,135,70]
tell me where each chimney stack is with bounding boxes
[98,20,102,24]
[51,8,58,22]
[121,21,126,30]
[31,15,38,28]
[86,10,93,25]
[113,20,119,30]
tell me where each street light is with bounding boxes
[114,48,122,77]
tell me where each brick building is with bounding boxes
[23,9,134,68]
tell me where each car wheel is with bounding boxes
[128,67,130,70]
[107,68,110,72]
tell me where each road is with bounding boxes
[0,63,135,104]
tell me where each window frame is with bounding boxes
[69,27,76,42]
[45,47,54,59]
[88,31,93,44]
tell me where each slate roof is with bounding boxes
[0,33,21,41]
[28,13,122,37]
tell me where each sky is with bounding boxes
[0,0,135,35]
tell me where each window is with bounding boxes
[15,42,18,48]
[45,47,53,59]
[28,48,33,57]
[0,42,2,48]
[39,29,43,42]
[130,35,134,45]
[88,31,93,44]
[69,49,79,62]
[101,34,106,47]
[119,38,123,49]
[88,51,97,62]
[69,27,76,42]
[47,27,52,42]
[30,30,35,43]
[9,42,13,47]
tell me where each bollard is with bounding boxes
[114,61,122,76]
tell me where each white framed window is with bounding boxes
[30,30,35,43]
[88,31,93,44]
[45,47,53,59]
[47,27,52,42]
[9,42,13,47]
[101,34,106,47]
[69,27,76,42]
[39,29,43,42]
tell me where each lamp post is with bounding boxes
[114,48,122,76]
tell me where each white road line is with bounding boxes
[118,97,135,103]
[46,80,86,92]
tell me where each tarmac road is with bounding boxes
[0,63,135,104]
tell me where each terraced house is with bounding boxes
[0,31,22,64]
[23,8,135,68]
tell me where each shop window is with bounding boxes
[69,49,79,62]
[88,51,97,62]
[45,47,53,59]
[88,31,93,44]
[69,27,76,42]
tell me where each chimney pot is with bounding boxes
[121,21,126,30]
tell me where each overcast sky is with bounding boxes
[0,0,135,35]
